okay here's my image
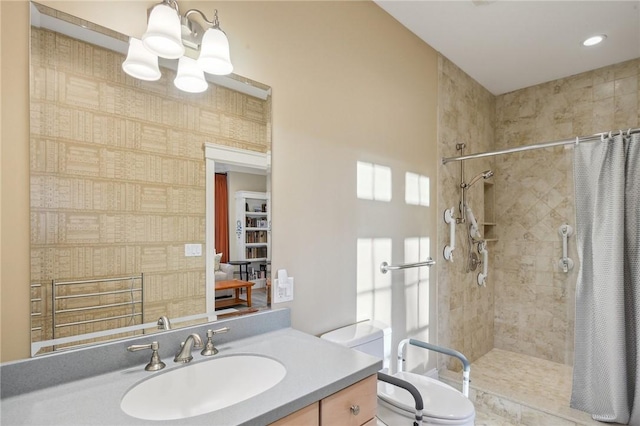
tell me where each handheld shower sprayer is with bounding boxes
[465,205,482,240]
[459,169,493,225]
[463,170,494,189]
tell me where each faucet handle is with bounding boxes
[212,327,230,336]
[127,341,166,371]
[201,327,230,356]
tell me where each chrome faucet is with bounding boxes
[174,333,203,363]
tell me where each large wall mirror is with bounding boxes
[28,2,272,356]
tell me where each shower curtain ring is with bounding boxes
[575,136,580,145]
[627,128,632,136]
[600,133,606,143]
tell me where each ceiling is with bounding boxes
[374,0,640,95]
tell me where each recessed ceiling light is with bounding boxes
[583,35,606,47]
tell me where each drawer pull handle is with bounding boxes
[350,405,360,416]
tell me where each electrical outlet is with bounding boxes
[184,243,202,257]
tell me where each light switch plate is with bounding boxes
[184,243,202,257]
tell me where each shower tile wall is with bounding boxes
[437,55,496,370]
[438,56,640,371]
[493,58,640,365]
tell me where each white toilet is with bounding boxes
[321,321,475,426]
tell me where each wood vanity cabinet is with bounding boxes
[271,375,377,426]
[270,403,319,426]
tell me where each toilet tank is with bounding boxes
[321,320,391,370]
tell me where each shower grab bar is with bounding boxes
[398,338,471,398]
[380,258,435,274]
[558,224,574,273]
[443,208,456,262]
[477,241,488,287]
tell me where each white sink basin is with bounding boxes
[121,354,286,421]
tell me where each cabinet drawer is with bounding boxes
[270,402,319,426]
[320,375,377,426]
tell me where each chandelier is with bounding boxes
[122,0,233,93]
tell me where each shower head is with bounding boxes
[465,170,494,188]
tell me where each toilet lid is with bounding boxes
[377,371,474,421]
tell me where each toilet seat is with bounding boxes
[377,371,475,423]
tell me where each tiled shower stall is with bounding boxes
[437,55,640,423]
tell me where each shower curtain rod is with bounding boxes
[441,127,640,164]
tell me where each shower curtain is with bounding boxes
[571,132,640,424]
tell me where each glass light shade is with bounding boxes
[122,38,161,81]
[197,28,233,75]
[174,57,208,93]
[142,3,185,59]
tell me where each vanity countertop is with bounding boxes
[1,326,381,425]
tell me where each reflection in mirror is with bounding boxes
[28,2,272,356]
[204,145,271,318]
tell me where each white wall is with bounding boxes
[1,0,439,364]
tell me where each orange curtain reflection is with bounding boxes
[215,173,229,263]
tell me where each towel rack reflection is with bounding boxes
[52,274,144,341]
[380,258,436,274]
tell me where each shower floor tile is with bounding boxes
[440,348,601,425]
[469,348,573,413]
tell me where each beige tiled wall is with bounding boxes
[492,58,640,364]
[437,55,496,370]
[29,28,270,344]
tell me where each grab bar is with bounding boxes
[378,371,424,424]
[558,224,574,273]
[398,338,471,398]
[477,241,488,287]
[380,258,435,274]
